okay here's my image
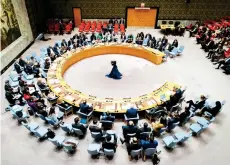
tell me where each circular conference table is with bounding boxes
[47,43,181,113]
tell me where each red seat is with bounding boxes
[91,26,96,32]
[224,48,230,58]
[54,23,59,33]
[48,24,54,33]
[65,24,72,34]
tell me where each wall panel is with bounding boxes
[46,0,230,20]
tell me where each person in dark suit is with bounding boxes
[24,62,33,75]
[138,122,151,133]
[61,39,68,47]
[102,134,117,153]
[126,137,142,157]
[14,62,23,74]
[101,111,115,121]
[44,59,51,70]
[138,122,151,140]
[172,39,179,48]
[19,57,27,67]
[90,33,96,43]
[122,121,138,139]
[197,101,222,117]
[79,101,93,114]
[161,36,168,50]
[161,87,182,111]
[186,95,207,111]
[215,57,230,69]
[5,80,12,92]
[89,120,102,133]
[141,135,158,150]
[53,44,60,56]
[126,107,138,118]
[72,117,87,134]
[171,107,191,125]
[59,20,64,35]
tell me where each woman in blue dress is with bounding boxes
[106,61,122,79]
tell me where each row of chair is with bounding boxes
[87,143,159,161]
[163,132,192,149]
[22,122,78,153]
[164,46,185,58]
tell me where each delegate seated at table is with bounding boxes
[160,86,182,111]
[79,101,93,114]
[126,107,138,118]
[170,107,191,125]
[101,111,115,121]
[126,34,133,43]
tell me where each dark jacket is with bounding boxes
[102,141,116,152]
[89,125,102,133]
[72,123,87,133]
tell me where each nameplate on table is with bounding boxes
[64,95,75,102]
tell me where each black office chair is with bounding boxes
[169,21,174,25]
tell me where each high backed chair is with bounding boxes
[87,144,101,158]
[48,136,66,148]
[9,71,19,82]
[73,128,85,138]
[104,149,115,158]
[145,108,167,123]
[178,96,186,108]
[9,79,19,87]
[177,46,185,55]
[190,121,209,136]
[219,100,226,112]
[91,132,103,142]
[21,122,39,134]
[37,114,48,124]
[77,110,93,123]
[162,136,178,149]
[100,115,114,130]
[45,117,62,128]
[130,149,142,160]
[174,132,192,144]
[57,104,73,118]
[32,127,48,139]
[169,104,180,114]
[63,139,79,153]
[169,47,179,57]
[124,113,139,122]
[60,122,73,134]
[142,148,157,161]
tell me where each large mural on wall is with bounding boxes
[1,0,21,51]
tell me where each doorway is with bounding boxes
[73,8,81,27]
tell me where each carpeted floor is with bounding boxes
[1,28,230,165]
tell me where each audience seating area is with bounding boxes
[189,17,230,74]
[47,19,74,34]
